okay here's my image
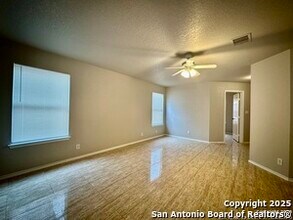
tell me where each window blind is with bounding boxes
[11,64,70,146]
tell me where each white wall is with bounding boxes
[166,83,210,141]
[250,50,291,177]
[166,82,250,143]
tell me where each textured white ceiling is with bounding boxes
[0,0,292,86]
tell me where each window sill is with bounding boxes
[152,124,164,127]
[9,136,71,149]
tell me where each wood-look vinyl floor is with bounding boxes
[0,136,292,219]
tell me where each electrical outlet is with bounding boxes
[187,130,190,134]
[140,132,144,136]
[277,158,283,166]
[76,144,81,150]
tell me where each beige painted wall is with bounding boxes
[166,83,210,141]
[209,82,251,142]
[225,93,235,134]
[0,38,165,176]
[250,50,290,177]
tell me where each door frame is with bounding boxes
[223,90,245,143]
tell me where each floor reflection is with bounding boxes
[226,135,240,168]
[231,144,239,167]
[150,147,163,181]
[53,191,66,219]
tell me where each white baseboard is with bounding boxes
[0,134,166,180]
[167,134,209,143]
[209,141,226,144]
[248,160,292,182]
[167,134,223,144]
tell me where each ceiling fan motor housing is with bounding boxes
[182,59,195,67]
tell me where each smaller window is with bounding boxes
[152,92,164,126]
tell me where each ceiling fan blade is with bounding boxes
[175,51,205,59]
[193,64,217,69]
[165,66,183,70]
[172,69,184,76]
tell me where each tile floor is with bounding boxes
[0,136,292,219]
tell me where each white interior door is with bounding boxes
[232,93,240,142]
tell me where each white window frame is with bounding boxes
[9,64,71,148]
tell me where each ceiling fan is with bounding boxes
[166,52,217,78]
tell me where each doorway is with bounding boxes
[224,90,244,143]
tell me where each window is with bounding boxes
[10,64,70,147]
[152,92,164,126]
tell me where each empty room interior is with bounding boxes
[0,1,293,219]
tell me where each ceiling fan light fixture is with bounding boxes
[167,57,215,78]
[181,70,191,78]
[181,69,200,78]
[193,69,201,77]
